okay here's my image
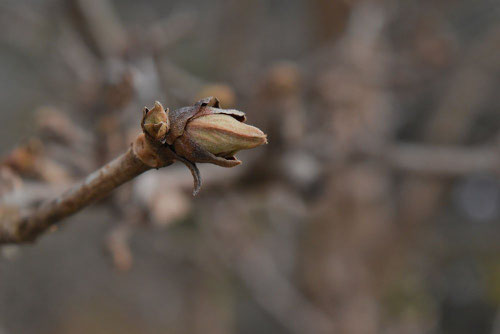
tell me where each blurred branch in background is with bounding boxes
[399,22,500,226]
[383,144,500,176]
[69,0,128,59]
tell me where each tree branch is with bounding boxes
[0,98,267,245]
[0,135,158,244]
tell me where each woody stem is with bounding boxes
[0,136,157,244]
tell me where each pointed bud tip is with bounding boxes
[142,101,170,142]
[185,114,267,157]
[154,101,163,110]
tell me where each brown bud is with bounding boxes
[186,114,267,158]
[169,97,267,168]
[142,101,169,142]
[140,97,267,195]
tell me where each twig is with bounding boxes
[0,139,153,244]
[0,98,266,244]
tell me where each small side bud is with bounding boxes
[142,101,169,143]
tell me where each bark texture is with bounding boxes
[0,138,153,244]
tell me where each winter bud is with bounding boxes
[142,101,169,142]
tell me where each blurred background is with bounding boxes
[1,0,500,333]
